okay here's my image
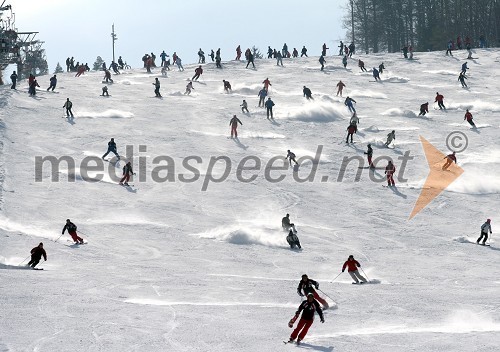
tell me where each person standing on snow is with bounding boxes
[262,78,272,91]
[442,151,457,170]
[153,78,162,97]
[321,43,329,56]
[385,130,396,147]
[303,86,313,100]
[258,88,267,107]
[160,50,168,66]
[176,57,184,71]
[319,55,326,71]
[292,48,298,57]
[372,67,380,81]
[446,40,453,56]
[62,219,85,244]
[27,242,47,268]
[336,80,346,96]
[419,102,429,116]
[286,225,301,249]
[10,71,18,89]
[286,150,298,166]
[350,112,359,126]
[240,100,249,113]
[338,41,344,55]
[342,55,348,68]
[300,46,308,57]
[477,219,492,245]
[346,123,357,144]
[101,86,110,96]
[348,42,355,57]
[461,62,468,75]
[344,96,357,113]
[246,51,255,68]
[192,65,203,81]
[29,79,40,96]
[358,59,367,72]
[282,43,288,58]
[198,48,205,63]
[342,255,368,284]
[385,160,396,186]
[119,161,135,186]
[104,69,113,83]
[63,98,74,118]
[458,72,468,88]
[184,81,194,95]
[378,62,385,74]
[282,214,291,231]
[276,51,283,66]
[235,45,242,60]
[229,115,242,139]
[265,97,275,119]
[287,293,325,345]
[47,75,57,91]
[435,92,446,110]
[364,144,374,168]
[296,274,329,309]
[464,109,475,127]
[209,49,215,62]
[102,138,120,160]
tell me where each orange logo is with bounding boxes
[409,136,464,219]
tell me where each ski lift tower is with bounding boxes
[111,24,117,63]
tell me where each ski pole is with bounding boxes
[54,233,65,243]
[360,268,370,281]
[317,288,335,302]
[330,272,342,283]
[18,255,30,266]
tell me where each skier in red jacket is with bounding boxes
[342,255,367,284]
[464,109,476,127]
[229,115,242,138]
[287,293,324,345]
[346,124,357,144]
[192,66,203,81]
[296,274,329,309]
[262,78,272,91]
[385,160,396,186]
[435,92,446,110]
[442,151,457,170]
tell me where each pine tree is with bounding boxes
[93,56,104,71]
[54,62,64,74]
[252,46,263,59]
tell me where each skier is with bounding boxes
[466,43,473,59]
[101,86,109,96]
[102,138,120,160]
[303,86,313,100]
[265,97,275,119]
[385,160,396,186]
[198,48,205,63]
[372,67,380,81]
[47,75,57,91]
[62,219,84,244]
[215,55,222,69]
[461,62,468,74]
[160,50,168,66]
[282,43,288,58]
[446,40,453,56]
[223,80,232,93]
[342,55,348,68]
[409,45,414,59]
[104,69,113,83]
[192,65,203,81]
[346,123,357,144]
[276,51,283,66]
[10,71,17,89]
[75,64,86,77]
[27,242,47,268]
[286,150,298,166]
[287,293,324,345]
[65,57,71,72]
[184,81,194,95]
[477,219,492,245]
[262,78,272,91]
[319,55,326,71]
[292,48,298,58]
[119,161,135,186]
[350,112,359,126]
[344,96,357,113]
[296,274,329,309]
[286,225,301,249]
[457,36,463,50]
[442,151,457,170]
[364,144,374,168]
[336,80,346,96]
[348,42,355,57]
[300,46,308,57]
[235,45,242,60]
[435,92,446,110]
[402,45,409,58]
[267,46,273,59]
[282,214,291,231]
[338,41,344,55]
[229,115,242,138]
[258,88,267,107]
[378,62,385,74]
[385,130,396,147]
[176,57,184,71]
[29,79,40,96]
[110,61,120,74]
[153,78,161,97]
[240,100,249,113]
[321,43,328,56]
[358,59,367,72]
[464,109,475,127]
[419,102,429,116]
[244,50,254,68]
[342,255,368,284]
[172,52,178,65]
[209,49,215,62]
[63,98,74,118]
[458,72,468,88]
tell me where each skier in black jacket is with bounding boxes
[287,293,324,345]
[296,274,329,309]
[102,138,120,160]
[27,242,47,268]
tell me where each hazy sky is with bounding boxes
[8,0,347,72]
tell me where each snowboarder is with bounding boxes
[321,43,328,56]
[262,78,272,91]
[286,150,298,166]
[265,97,275,119]
[235,45,242,60]
[385,160,396,186]
[419,102,429,116]
[192,65,203,81]
[319,55,326,71]
[246,51,255,68]
[300,46,308,57]
[342,255,368,284]
[346,123,357,144]
[153,78,161,97]
[119,161,135,186]
[258,88,267,107]
[101,86,109,96]
[442,151,457,170]
[461,62,468,74]
[102,138,120,160]
[296,274,328,309]
[10,71,17,89]
[63,98,74,118]
[104,69,113,83]
[287,293,324,345]
[385,130,396,147]
[358,59,367,72]
[282,214,291,231]
[27,242,47,268]
[286,225,301,249]
[372,67,380,81]
[303,86,313,100]
[240,100,249,113]
[336,80,346,96]
[364,144,374,168]
[435,92,446,110]
[47,75,57,91]
[344,96,357,113]
[229,115,242,138]
[184,81,194,95]
[223,80,232,93]
[378,62,385,74]
[62,219,84,244]
[458,72,468,88]
[464,109,475,127]
[342,55,348,68]
[477,219,492,245]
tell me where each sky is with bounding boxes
[6,0,346,72]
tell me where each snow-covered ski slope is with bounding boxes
[1,49,500,352]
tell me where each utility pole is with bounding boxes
[351,0,355,44]
[111,24,117,63]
